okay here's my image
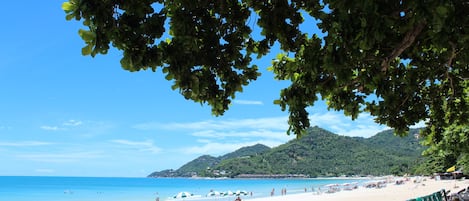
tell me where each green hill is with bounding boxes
[220,143,271,160]
[148,126,424,177]
[148,143,271,177]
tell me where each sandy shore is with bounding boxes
[245,177,468,201]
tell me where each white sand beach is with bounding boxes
[245,177,469,201]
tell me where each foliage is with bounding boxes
[419,81,469,174]
[151,127,425,177]
[148,144,270,177]
[176,155,219,177]
[62,0,469,138]
[219,144,270,160]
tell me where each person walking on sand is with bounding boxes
[234,196,242,201]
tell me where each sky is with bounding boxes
[0,1,420,177]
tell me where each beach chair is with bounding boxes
[450,186,469,201]
[406,189,447,201]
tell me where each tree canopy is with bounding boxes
[62,0,469,138]
[420,81,469,173]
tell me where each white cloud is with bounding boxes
[410,120,427,129]
[40,120,83,131]
[135,112,392,159]
[191,129,292,141]
[111,139,162,154]
[309,112,388,138]
[134,117,294,153]
[18,151,104,163]
[134,116,289,131]
[135,111,392,140]
[180,138,289,156]
[232,100,263,105]
[63,120,82,127]
[40,126,60,131]
[0,141,53,147]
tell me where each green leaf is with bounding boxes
[293,72,300,81]
[61,2,74,12]
[360,18,366,27]
[81,45,92,55]
[83,19,91,26]
[65,14,74,21]
[165,73,174,80]
[78,29,95,42]
[435,6,448,16]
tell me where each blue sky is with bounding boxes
[0,1,417,177]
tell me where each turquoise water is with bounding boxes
[0,176,368,201]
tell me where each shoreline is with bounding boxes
[242,177,468,201]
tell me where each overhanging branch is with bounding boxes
[381,21,427,71]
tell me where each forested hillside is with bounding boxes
[148,144,270,177]
[149,127,425,178]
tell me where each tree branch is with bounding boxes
[381,21,427,71]
[446,41,457,68]
[446,42,457,93]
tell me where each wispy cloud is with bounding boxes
[111,139,162,154]
[180,138,290,156]
[134,117,289,131]
[17,151,104,163]
[40,126,60,131]
[232,100,263,105]
[40,119,83,131]
[63,120,82,127]
[134,117,295,155]
[410,120,427,129]
[191,129,291,141]
[134,111,392,157]
[134,113,387,139]
[0,141,53,147]
[309,112,388,138]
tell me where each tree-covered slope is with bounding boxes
[219,143,271,160]
[215,127,424,177]
[149,126,425,177]
[176,155,220,177]
[148,144,270,177]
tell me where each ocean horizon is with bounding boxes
[0,176,369,201]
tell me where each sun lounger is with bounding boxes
[406,189,447,201]
[449,186,469,201]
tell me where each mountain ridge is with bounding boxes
[148,126,424,178]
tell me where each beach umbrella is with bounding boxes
[447,165,456,172]
[222,191,234,196]
[207,191,220,197]
[235,190,248,196]
[174,192,192,199]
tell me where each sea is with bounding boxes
[0,176,369,201]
